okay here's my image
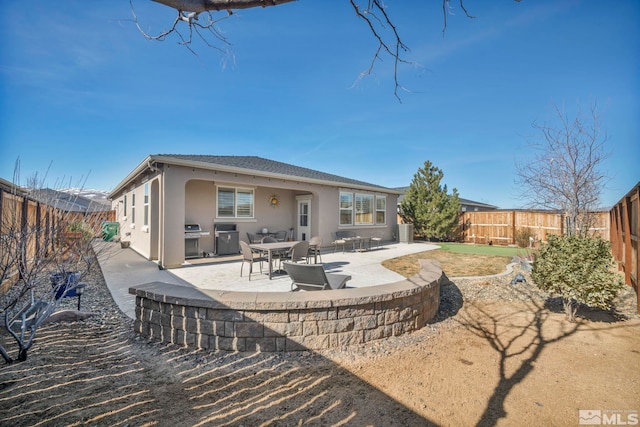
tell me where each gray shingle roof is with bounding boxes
[154,155,395,191]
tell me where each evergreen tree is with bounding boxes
[400,161,460,240]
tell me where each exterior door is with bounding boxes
[297,196,311,241]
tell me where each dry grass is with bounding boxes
[382,250,513,278]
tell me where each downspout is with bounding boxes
[157,163,165,269]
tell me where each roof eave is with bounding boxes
[146,155,400,194]
[108,155,154,199]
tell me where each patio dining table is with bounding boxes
[350,236,372,252]
[250,241,298,279]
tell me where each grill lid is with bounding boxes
[185,224,202,232]
[214,223,237,232]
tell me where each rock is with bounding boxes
[510,274,527,285]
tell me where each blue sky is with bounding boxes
[1,0,638,208]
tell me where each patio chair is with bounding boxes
[260,236,285,270]
[246,232,261,244]
[282,241,310,266]
[239,241,267,280]
[307,236,323,263]
[274,230,288,242]
[283,262,351,291]
[331,232,348,253]
[370,231,384,249]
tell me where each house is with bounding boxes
[108,155,401,269]
[458,198,498,212]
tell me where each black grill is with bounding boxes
[214,223,240,255]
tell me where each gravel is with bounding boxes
[321,260,638,361]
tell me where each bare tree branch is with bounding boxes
[151,0,296,14]
[515,100,611,235]
[130,0,232,57]
[443,0,476,35]
[130,0,520,100]
[349,0,412,101]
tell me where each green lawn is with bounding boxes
[434,242,528,258]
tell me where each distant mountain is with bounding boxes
[58,188,110,201]
[28,188,111,212]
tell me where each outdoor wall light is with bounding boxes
[268,194,280,207]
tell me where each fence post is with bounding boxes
[35,201,41,258]
[19,195,28,279]
[511,211,516,245]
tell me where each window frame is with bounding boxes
[355,193,374,225]
[299,202,309,227]
[131,192,136,225]
[340,191,387,226]
[339,192,353,226]
[375,195,387,225]
[143,183,149,226]
[216,186,255,219]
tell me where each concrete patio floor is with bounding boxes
[171,242,439,292]
[96,241,439,319]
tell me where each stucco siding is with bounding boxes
[110,157,400,268]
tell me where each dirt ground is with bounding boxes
[1,271,639,426]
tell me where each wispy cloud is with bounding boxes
[411,1,579,66]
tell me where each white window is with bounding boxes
[131,192,136,225]
[143,183,149,226]
[217,187,254,218]
[299,202,309,227]
[376,196,386,224]
[340,192,386,226]
[339,192,353,225]
[355,194,374,225]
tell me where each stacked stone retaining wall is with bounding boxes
[129,259,443,352]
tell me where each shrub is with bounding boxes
[514,227,535,248]
[532,234,625,321]
[66,221,94,243]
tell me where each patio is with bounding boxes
[128,241,444,352]
[168,242,439,292]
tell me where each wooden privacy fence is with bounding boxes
[0,187,115,292]
[458,210,610,246]
[609,182,639,314]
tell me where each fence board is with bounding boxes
[1,187,115,294]
[609,182,639,314]
[459,210,609,246]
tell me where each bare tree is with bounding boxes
[131,0,507,100]
[0,164,107,363]
[515,101,611,236]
